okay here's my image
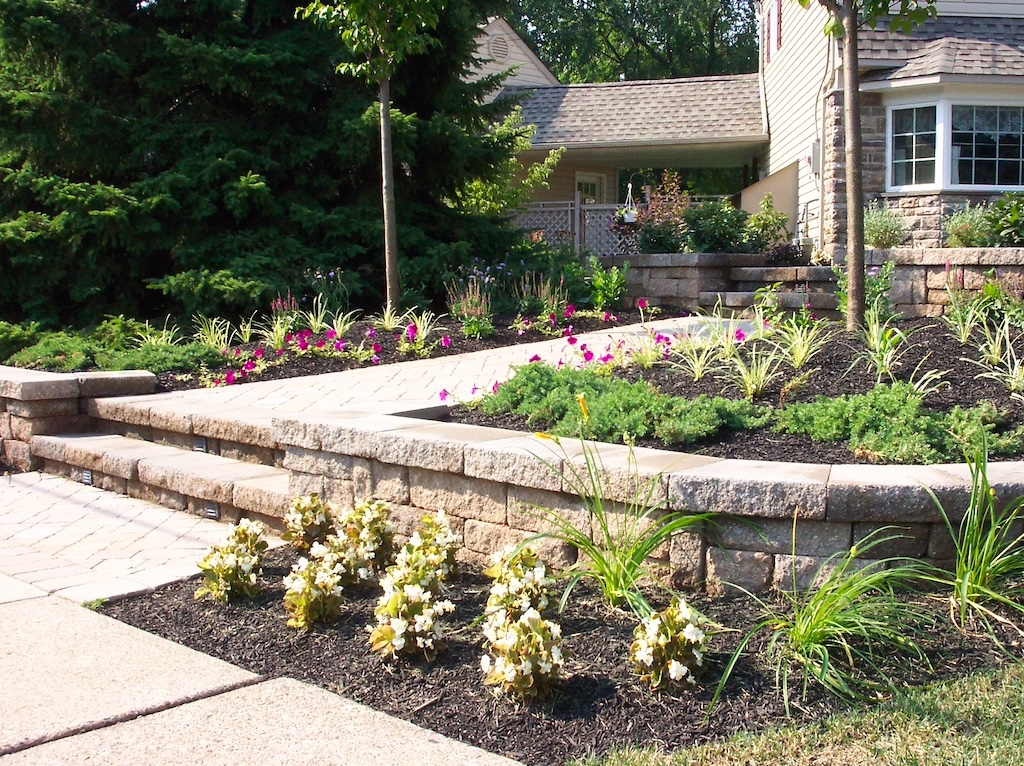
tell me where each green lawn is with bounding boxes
[572,662,1024,766]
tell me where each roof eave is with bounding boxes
[860,73,1024,91]
[527,135,770,151]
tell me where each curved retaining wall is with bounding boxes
[271,408,1024,595]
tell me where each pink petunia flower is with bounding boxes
[567,335,578,346]
[243,360,256,371]
[371,355,380,365]
[285,332,294,343]
[563,304,576,318]
[583,349,594,362]
[276,348,285,356]
[471,385,479,395]
[528,354,541,363]
[734,329,746,342]
[491,381,500,394]
[441,335,451,348]
[372,343,382,354]
[406,324,417,342]
[439,389,449,402]
[563,325,574,337]
[325,330,337,340]
[298,340,309,351]
[334,340,345,351]
[224,370,236,385]
[315,340,326,349]
[599,354,614,364]
[637,298,648,309]
[254,348,264,359]
[366,328,376,339]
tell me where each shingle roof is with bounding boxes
[858,16,1024,81]
[509,73,765,147]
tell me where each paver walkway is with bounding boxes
[1,318,712,765]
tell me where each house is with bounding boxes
[477,7,1024,256]
[760,0,1024,254]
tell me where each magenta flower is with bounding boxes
[243,360,256,372]
[599,354,614,364]
[254,348,264,359]
[517,328,526,337]
[439,389,449,402]
[441,335,451,348]
[366,328,376,339]
[548,313,557,326]
[470,385,480,395]
[567,335,578,346]
[276,348,285,357]
[734,329,746,342]
[334,340,345,351]
[563,325,574,336]
[234,348,241,357]
[372,343,382,354]
[212,378,222,387]
[583,349,594,362]
[563,304,576,318]
[406,324,417,342]
[224,370,237,385]
[371,355,380,365]
[315,339,326,349]
[285,332,294,343]
[528,354,541,363]
[325,330,337,340]
[491,381,500,394]
[298,340,309,351]
[637,298,648,309]
[603,311,612,322]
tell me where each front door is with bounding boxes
[576,172,606,204]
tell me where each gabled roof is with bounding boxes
[858,16,1024,83]
[510,73,766,150]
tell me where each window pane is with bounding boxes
[976,160,997,184]
[893,134,913,160]
[1000,137,1022,160]
[954,133,975,158]
[916,133,936,159]
[893,109,915,134]
[976,107,998,135]
[893,161,909,186]
[916,106,936,132]
[999,161,1022,186]
[1000,108,1023,134]
[953,106,974,131]
[957,159,973,184]
[977,135,997,158]
[916,159,935,184]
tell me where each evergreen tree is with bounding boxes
[0,0,518,326]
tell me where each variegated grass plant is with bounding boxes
[942,272,990,345]
[192,313,234,350]
[772,314,837,370]
[329,308,362,338]
[529,408,713,618]
[256,311,293,351]
[299,292,330,333]
[721,345,785,400]
[370,304,412,332]
[713,526,929,715]
[856,300,917,382]
[134,317,182,348]
[667,332,724,382]
[924,442,1024,638]
[967,317,1024,397]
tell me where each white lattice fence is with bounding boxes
[514,203,574,249]
[515,202,640,257]
[581,205,638,258]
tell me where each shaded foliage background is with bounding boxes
[0,0,525,326]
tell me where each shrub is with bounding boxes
[6,332,97,371]
[96,342,224,373]
[587,256,629,311]
[635,172,690,253]
[481,545,564,700]
[684,198,750,253]
[146,268,268,320]
[283,494,339,552]
[90,315,147,352]
[330,499,395,583]
[630,597,712,690]
[745,193,790,253]
[0,320,40,362]
[944,203,991,248]
[368,510,460,662]
[195,518,269,603]
[655,396,768,444]
[985,192,1024,247]
[863,205,908,249]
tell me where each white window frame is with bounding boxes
[886,96,1024,193]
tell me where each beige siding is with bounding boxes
[740,161,799,237]
[933,0,1024,16]
[468,18,560,88]
[762,1,835,242]
[525,161,621,204]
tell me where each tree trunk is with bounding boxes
[379,77,401,311]
[841,0,865,331]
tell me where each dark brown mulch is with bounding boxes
[449,318,1024,465]
[102,546,1019,766]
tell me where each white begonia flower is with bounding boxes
[635,645,654,666]
[520,659,533,676]
[392,636,406,651]
[693,650,704,666]
[390,618,408,635]
[503,664,517,682]
[481,654,492,673]
[645,617,661,640]
[683,624,705,645]
[676,602,692,623]
[550,646,563,664]
[667,660,687,681]
[538,659,552,674]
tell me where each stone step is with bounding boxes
[30,433,291,526]
[86,397,283,468]
[699,291,840,311]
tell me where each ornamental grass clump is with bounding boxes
[481,545,565,700]
[283,494,338,552]
[195,518,269,603]
[714,527,928,715]
[630,597,712,690]
[925,442,1024,637]
[368,510,461,662]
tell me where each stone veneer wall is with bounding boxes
[820,90,1009,254]
[269,409,1003,596]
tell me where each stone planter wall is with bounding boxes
[270,409,1015,596]
[0,368,154,471]
[610,248,1024,318]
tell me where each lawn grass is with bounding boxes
[571,662,1024,766]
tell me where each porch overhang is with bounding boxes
[520,135,769,168]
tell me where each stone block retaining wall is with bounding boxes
[270,409,1014,595]
[610,248,1024,319]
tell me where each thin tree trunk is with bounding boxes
[380,77,400,311]
[841,0,865,331]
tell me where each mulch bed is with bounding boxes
[102,545,1020,765]
[449,317,1024,464]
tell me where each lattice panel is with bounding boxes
[514,205,574,248]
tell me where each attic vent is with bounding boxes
[489,35,509,62]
